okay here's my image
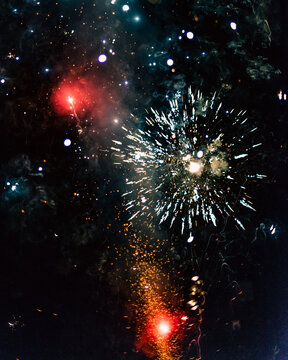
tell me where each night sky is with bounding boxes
[0,0,288,359]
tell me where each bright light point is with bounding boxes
[124,80,128,85]
[15,56,20,60]
[113,118,119,123]
[167,59,174,66]
[64,138,72,147]
[44,68,49,72]
[192,276,199,281]
[11,185,16,191]
[188,161,201,174]
[157,321,171,336]
[122,4,129,11]
[186,31,194,39]
[187,235,194,243]
[181,316,188,321]
[230,22,237,30]
[135,153,141,160]
[197,150,204,158]
[1,79,5,84]
[111,0,116,3]
[98,54,107,63]
[134,16,140,21]
[6,182,10,186]
[38,166,43,171]
[67,96,74,105]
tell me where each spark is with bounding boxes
[98,54,107,63]
[187,161,202,174]
[122,4,129,12]
[64,138,72,147]
[186,31,194,39]
[167,59,174,66]
[114,88,262,233]
[230,21,237,30]
[67,96,82,133]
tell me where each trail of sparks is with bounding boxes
[120,231,186,360]
[113,88,265,234]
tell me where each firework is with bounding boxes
[124,233,185,360]
[113,88,265,233]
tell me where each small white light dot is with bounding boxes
[6,182,10,186]
[167,59,174,66]
[134,16,140,22]
[38,166,43,171]
[15,56,20,60]
[44,68,49,72]
[186,31,194,40]
[1,79,5,84]
[230,22,237,30]
[113,118,119,123]
[124,80,128,85]
[122,4,129,12]
[11,185,16,191]
[64,138,72,147]
[98,54,107,63]
[187,235,194,243]
[197,150,204,158]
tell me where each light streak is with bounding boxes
[113,88,263,233]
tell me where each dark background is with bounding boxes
[0,0,287,359]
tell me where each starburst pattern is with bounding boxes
[113,88,265,233]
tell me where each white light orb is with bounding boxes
[122,4,129,12]
[197,150,204,158]
[98,54,107,63]
[64,138,72,147]
[187,235,194,243]
[167,58,174,66]
[188,161,201,174]
[230,22,237,30]
[186,31,194,39]
[158,321,170,335]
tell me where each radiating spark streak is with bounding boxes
[113,88,262,232]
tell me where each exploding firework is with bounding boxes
[113,88,265,234]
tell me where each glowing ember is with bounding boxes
[187,160,202,174]
[157,320,171,337]
[67,96,74,105]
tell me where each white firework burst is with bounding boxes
[112,88,265,233]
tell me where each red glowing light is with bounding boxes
[51,81,91,115]
[148,313,175,341]
[157,320,171,337]
[67,96,74,105]
[50,77,112,126]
